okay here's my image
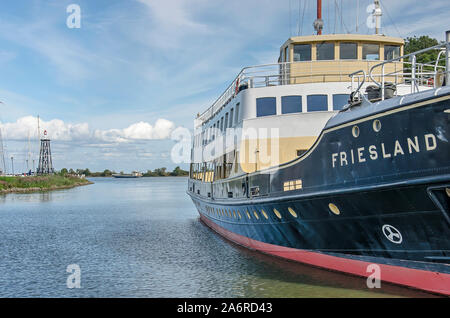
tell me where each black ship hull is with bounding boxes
[188,88,450,295]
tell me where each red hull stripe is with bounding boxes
[200,215,450,296]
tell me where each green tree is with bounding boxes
[59,168,68,176]
[153,167,167,176]
[143,170,155,177]
[76,168,91,176]
[404,35,442,65]
[170,166,189,176]
[101,169,112,177]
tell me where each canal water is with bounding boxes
[0,177,438,297]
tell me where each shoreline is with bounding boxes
[88,175,188,178]
[0,176,94,195]
[0,181,93,195]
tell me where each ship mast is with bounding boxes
[313,0,323,35]
[373,0,382,35]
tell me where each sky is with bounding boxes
[0,0,448,173]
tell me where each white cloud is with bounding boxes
[0,116,178,144]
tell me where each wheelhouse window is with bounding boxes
[284,46,289,62]
[362,43,380,60]
[293,44,311,61]
[316,42,335,60]
[307,95,328,112]
[384,45,400,60]
[281,96,302,114]
[256,97,276,117]
[340,42,357,59]
[332,94,349,110]
[229,108,234,127]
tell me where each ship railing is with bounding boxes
[196,59,399,126]
[367,41,450,101]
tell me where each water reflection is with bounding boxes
[0,190,54,203]
[0,177,441,297]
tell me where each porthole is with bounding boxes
[288,207,298,218]
[253,211,260,220]
[328,203,341,215]
[246,211,251,219]
[373,119,381,132]
[273,208,282,219]
[352,125,360,138]
[261,209,269,219]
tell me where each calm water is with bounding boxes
[0,177,438,298]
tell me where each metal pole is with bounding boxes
[356,0,359,33]
[446,30,450,86]
[314,0,323,35]
[411,55,416,93]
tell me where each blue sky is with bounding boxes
[0,0,448,173]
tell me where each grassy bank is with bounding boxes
[0,175,93,194]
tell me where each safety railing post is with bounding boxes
[381,64,385,100]
[446,30,450,86]
[411,55,416,93]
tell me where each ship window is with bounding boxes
[340,42,357,59]
[307,95,328,112]
[261,209,269,219]
[220,117,224,132]
[288,207,298,218]
[316,42,335,60]
[362,43,380,60]
[281,96,302,114]
[256,97,276,117]
[230,108,234,127]
[293,44,311,61]
[384,45,400,60]
[224,113,229,131]
[235,103,240,123]
[273,208,282,219]
[332,94,349,110]
[296,149,307,156]
[284,46,289,62]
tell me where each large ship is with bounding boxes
[187,1,450,295]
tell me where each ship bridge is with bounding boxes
[195,34,404,129]
[279,34,404,84]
